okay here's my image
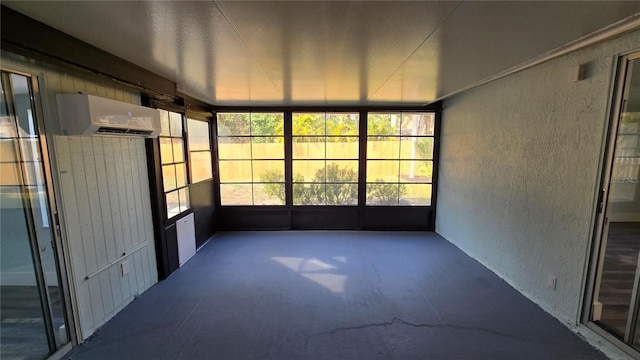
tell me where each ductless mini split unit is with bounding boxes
[57,94,161,138]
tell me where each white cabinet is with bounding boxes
[176,213,196,267]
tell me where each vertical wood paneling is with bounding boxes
[53,136,95,335]
[102,140,125,257]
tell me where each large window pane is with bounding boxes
[293,113,325,136]
[401,113,435,136]
[326,137,358,159]
[166,189,180,218]
[254,183,285,205]
[220,184,253,205]
[325,161,358,183]
[252,137,284,159]
[400,137,433,159]
[401,184,432,206]
[218,113,250,136]
[399,160,433,182]
[172,138,184,162]
[217,137,251,159]
[169,112,183,137]
[159,110,170,136]
[160,137,173,164]
[326,184,358,205]
[293,183,325,205]
[188,119,210,151]
[293,137,325,159]
[326,113,358,136]
[251,113,284,136]
[366,182,399,206]
[253,160,284,182]
[162,165,176,191]
[293,160,325,182]
[367,113,401,136]
[366,160,399,182]
[179,187,190,212]
[191,152,212,183]
[367,137,400,159]
[219,160,252,182]
[175,163,187,188]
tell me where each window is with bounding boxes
[159,110,190,218]
[292,112,359,205]
[187,118,213,183]
[217,112,284,205]
[366,112,434,205]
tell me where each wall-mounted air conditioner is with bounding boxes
[57,94,161,138]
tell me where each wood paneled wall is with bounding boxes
[2,55,158,340]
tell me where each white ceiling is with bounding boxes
[5,1,640,106]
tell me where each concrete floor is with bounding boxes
[64,231,607,360]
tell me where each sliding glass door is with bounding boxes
[588,52,640,354]
[0,71,72,359]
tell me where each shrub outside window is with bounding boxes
[217,113,284,205]
[292,112,359,205]
[366,112,434,206]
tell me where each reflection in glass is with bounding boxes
[1,71,70,359]
[220,184,252,205]
[592,56,640,345]
[190,152,212,183]
[218,160,252,182]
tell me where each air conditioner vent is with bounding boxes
[57,94,161,138]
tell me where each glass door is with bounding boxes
[0,71,72,359]
[589,52,640,351]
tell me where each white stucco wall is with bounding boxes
[437,30,640,325]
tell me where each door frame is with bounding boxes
[1,66,78,355]
[582,50,640,359]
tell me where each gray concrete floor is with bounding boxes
[64,231,607,360]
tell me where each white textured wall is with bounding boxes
[1,55,158,340]
[437,30,640,324]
